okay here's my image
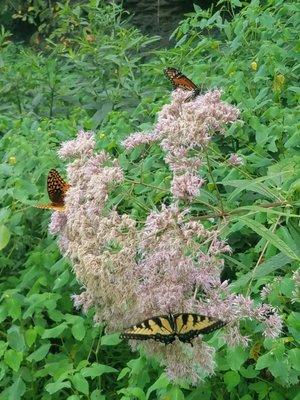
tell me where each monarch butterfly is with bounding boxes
[164,67,201,101]
[121,313,226,345]
[36,169,70,212]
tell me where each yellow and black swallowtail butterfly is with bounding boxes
[164,67,201,101]
[121,313,225,345]
[36,169,70,212]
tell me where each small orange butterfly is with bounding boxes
[164,67,201,101]
[36,169,70,212]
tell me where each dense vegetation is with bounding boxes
[0,0,299,399]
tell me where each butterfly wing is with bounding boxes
[36,169,69,212]
[121,316,176,344]
[174,313,226,344]
[164,67,198,91]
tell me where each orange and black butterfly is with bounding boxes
[164,67,201,101]
[36,169,70,212]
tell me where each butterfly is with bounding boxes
[36,169,70,212]
[121,313,225,345]
[164,67,201,101]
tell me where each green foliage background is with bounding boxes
[0,0,299,399]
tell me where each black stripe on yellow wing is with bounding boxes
[121,316,176,344]
[174,313,226,343]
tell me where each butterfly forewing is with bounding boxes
[164,67,198,91]
[47,169,69,203]
[174,313,226,343]
[36,169,69,212]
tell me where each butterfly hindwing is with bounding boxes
[164,67,198,92]
[121,315,176,344]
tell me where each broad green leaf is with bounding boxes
[45,381,71,394]
[53,270,70,290]
[71,322,86,341]
[82,363,117,378]
[8,376,26,400]
[226,346,248,371]
[166,386,185,400]
[42,323,67,339]
[91,389,106,400]
[288,349,300,371]
[100,333,122,346]
[223,370,240,390]
[0,224,10,250]
[4,349,23,372]
[118,387,145,400]
[0,341,8,357]
[71,374,89,395]
[146,373,169,400]
[7,325,26,352]
[27,343,51,362]
[238,216,300,261]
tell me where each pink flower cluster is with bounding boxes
[50,125,282,384]
[123,89,240,200]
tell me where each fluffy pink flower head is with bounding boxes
[228,153,244,166]
[53,130,139,330]
[123,89,239,200]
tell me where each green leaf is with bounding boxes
[223,370,240,390]
[82,363,117,378]
[27,343,51,362]
[226,346,248,371]
[167,386,185,400]
[53,270,70,290]
[100,333,122,346]
[42,322,67,339]
[238,216,300,261]
[118,387,145,400]
[91,389,106,400]
[256,352,273,370]
[118,367,130,381]
[7,325,26,352]
[288,349,300,371]
[8,376,26,400]
[71,322,86,341]
[4,349,23,372]
[71,373,89,395]
[0,224,10,250]
[146,373,170,400]
[0,341,8,357]
[45,381,71,394]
